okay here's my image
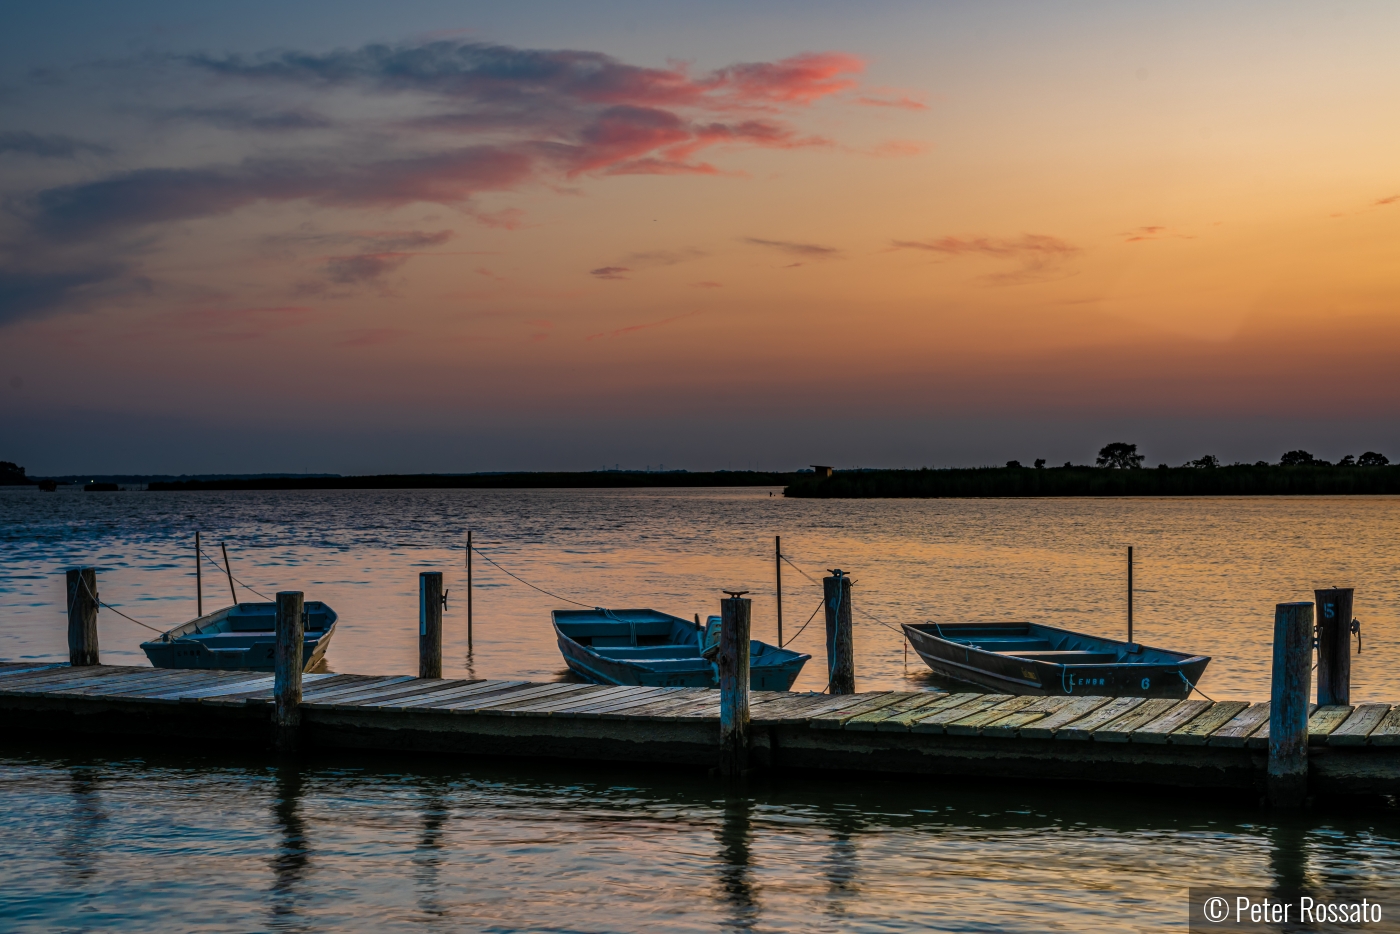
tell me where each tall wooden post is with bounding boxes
[195,530,203,617]
[420,571,444,680]
[823,570,855,695]
[1268,601,1314,807]
[466,530,474,655]
[65,568,99,666]
[1127,546,1134,644]
[1314,587,1353,706]
[274,591,304,752]
[718,591,752,778]
[774,535,783,647]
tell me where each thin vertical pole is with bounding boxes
[65,567,100,666]
[420,571,443,679]
[273,591,304,753]
[195,530,203,618]
[1268,601,1314,807]
[719,591,752,778]
[221,541,238,606]
[466,530,474,655]
[1127,546,1134,644]
[775,535,783,647]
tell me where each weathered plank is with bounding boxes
[455,683,592,713]
[499,684,639,714]
[751,693,855,724]
[0,664,68,679]
[2,666,154,693]
[807,693,902,729]
[159,675,277,701]
[78,671,237,698]
[1093,699,1182,743]
[1328,704,1392,746]
[392,680,529,710]
[298,676,418,703]
[1248,703,1318,750]
[1208,703,1271,747]
[945,695,1041,736]
[487,685,624,716]
[1131,700,1213,744]
[981,696,1086,739]
[844,692,949,732]
[314,680,481,709]
[1307,705,1355,745]
[546,686,667,715]
[614,690,717,720]
[573,688,684,717]
[1052,697,1142,739]
[878,693,983,731]
[1368,707,1400,746]
[909,695,1015,735]
[1169,700,1251,746]
[42,669,195,696]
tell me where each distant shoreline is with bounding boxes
[143,471,797,491]
[783,465,1400,498]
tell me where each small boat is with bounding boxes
[902,621,1209,698]
[552,608,810,690]
[141,602,338,671]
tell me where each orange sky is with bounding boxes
[2,2,1398,472]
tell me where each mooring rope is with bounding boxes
[779,553,822,587]
[198,546,274,602]
[781,596,827,648]
[469,544,594,609]
[75,573,164,634]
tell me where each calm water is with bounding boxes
[4,487,1400,932]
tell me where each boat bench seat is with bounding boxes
[995,650,1119,664]
[597,645,702,659]
[181,634,318,649]
[964,638,1054,651]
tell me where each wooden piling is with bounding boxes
[64,567,99,666]
[420,571,444,680]
[1314,587,1354,706]
[1268,601,1314,807]
[195,531,203,617]
[273,591,304,752]
[823,570,855,695]
[775,535,783,647]
[718,591,752,777]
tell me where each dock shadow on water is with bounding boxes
[2,743,1397,933]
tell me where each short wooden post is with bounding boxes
[718,591,752,778]
[273,591,304,752]
[419,571,443,680]
[65,568,99,666]
[1314,587,1353,706]
[1268,601,1314,807]
[823,570,855,695]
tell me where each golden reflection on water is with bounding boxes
[3,488,1399,700]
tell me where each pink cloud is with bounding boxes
[584,309,702,341]
[1376,195,1400,206]
[891,234,1080,284]
[691,281,722,289]
[590,266,630,280]
[338,327,406,347]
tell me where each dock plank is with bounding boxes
[453,683,591,713]
[486,685,619,716]
[1093,699,1181,742]
[878,693,982,731]
[1328,704,1391,746]
[981,696,1083,738]
[298,676,417,702]
[751,694,852,724]
[1131,700,1213,744]
[545,686,665,715]
[808,693,903,729]
[1247,703,1318,750]
[611,690,715,719]
[314,679,481,709]
[945,695,1041,736]
[1369,707,1400,746]
[389,680,525,710]
[1052,697,1136,739]
[480,684,626,714]
[844,692,949,732]
[1308,705,1355,745]
[1169,701,1251,745]
[77,671,238,698]
[909,695,1014,734]
[1207,703,1271,747]
[1,665,154,693]
[571,688,683,717]
[35,668,189,696]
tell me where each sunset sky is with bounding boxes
[3,1,1398,474]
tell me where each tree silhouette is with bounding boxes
[1186,455,1219,469]
[1096,442,1144,469]
[1358,451,1390,467]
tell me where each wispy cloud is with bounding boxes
[164,106,333,132]
[324,252,413,285]
[691,280,722,288]
[891,234,1080,284]
[584,309,702,340]
[743,236,840,258]
[1376,195,1399,207]
[590,266,630,280]
[0,131,110,158]
[1121,226,1193,243]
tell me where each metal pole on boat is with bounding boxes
[718,590,752,778]
[1127,546,1133,645]
[1314,587,1354,706]
[273,591,304,753]
[220,541,238,606]
[775,535,783,647]
[466,530,474,655]
[65,567,99,666]
[823,570,856,695]
[1268,601,1314,807]
[420,571,444,680]
[195,531,202,618]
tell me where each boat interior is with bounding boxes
[554,608,796,668]
[166,602,334,649]
[907,622,1184,665]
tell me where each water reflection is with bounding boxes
[714,796,757,930]
[269,764,309,932]
[59,766,106,885]
[414,782,451,922]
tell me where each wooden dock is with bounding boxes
[4,662,1399,797]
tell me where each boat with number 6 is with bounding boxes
[141,601,338,671]
[901,620,1209,698]
[552,608,810,690]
